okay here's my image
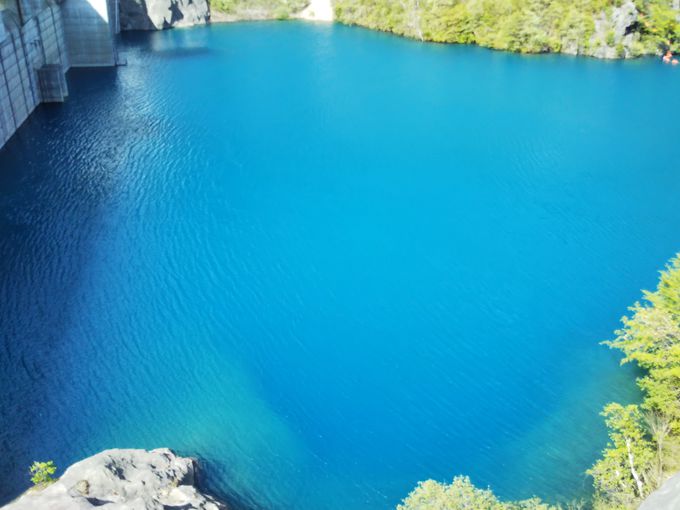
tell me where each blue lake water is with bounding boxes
[2,21,680,509]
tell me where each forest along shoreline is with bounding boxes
[119,0,680,62]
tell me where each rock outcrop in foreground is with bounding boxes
[639,472,680,510]
[2,448,227,510]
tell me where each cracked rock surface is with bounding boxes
[2,448,227,510]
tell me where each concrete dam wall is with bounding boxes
[0,0,333,150]
[0,4,68,146]
[0,0,118,149]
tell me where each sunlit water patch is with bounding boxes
[1,21,679,509]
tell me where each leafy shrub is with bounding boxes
[29,461,57,487]
[210,0,308,17]
[397,476,557,510]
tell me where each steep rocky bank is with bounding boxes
[2,449,226,510]
[333,0,680,59]
[119,0,333,30]
[588,1,640,59]
[2,447,677,509]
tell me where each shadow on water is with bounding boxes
[1,22,677,510]
[139,45,214,59]
[0,63,263,510]
[195,457,266,510]
[0,67,126,504]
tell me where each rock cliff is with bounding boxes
[119,0,210,30]
[2,448,227,510]
[639,472,680,510]
[588,0,640,59]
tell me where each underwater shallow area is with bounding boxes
[1,21,680,509]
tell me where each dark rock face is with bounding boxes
[119,0,209,30]
[118,0,156,30]
[1,448,227,510]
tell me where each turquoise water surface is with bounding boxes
[1,21,680,509]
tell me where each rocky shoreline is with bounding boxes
[119,0,333,31]
[116,0,678,61]
[2,446,679,509]
[2,449,227,510]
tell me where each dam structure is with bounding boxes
[0,0,118,148]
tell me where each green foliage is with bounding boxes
[396,476,557,510]
[605,29,616,46]
[587,404,654,508]
[206,0,680,57]
[210,0,308,17]
[606,256,680,429]
[590,254,680,508]
[29,461,57,487]
[398,254,680,510]
[334,0,680,57]
[644,2,680,51]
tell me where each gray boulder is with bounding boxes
[2,448,227,510]
[119,0,210,30]
[639,472,680,510]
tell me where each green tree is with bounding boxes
[29,461,57,487]
[588,404,654,507]
[397,476,556,510]
[590,254,680,508]
[645,3,680,50]
[644,411,672,486]
[606,256,680,429]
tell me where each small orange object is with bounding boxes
[673,59,679,65]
